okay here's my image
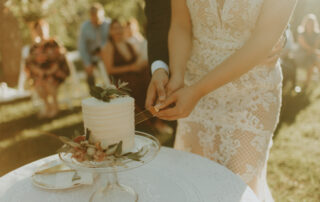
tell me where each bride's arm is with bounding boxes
[193,0,297,98]
[167,0,192,90]
[157,0,297,120]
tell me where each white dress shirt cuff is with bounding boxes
[151,60,169,75]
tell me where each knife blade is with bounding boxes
[135,109,154,125]
[34,164,75,175]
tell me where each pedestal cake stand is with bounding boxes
[59,131,160,202]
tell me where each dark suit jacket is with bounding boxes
[145,0,171,65]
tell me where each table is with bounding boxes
[0,147,259,202]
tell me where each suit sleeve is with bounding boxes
[145,0,171,65]
[78,23,92,67]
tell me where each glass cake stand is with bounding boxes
[59,131,160,202]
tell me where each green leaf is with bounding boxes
[57,145,71,153]
[115,141,123,156]
[122,152,133,156]
[100,90,108,98]
[59,136,73,144]
[126,153,143,161]
[73,130,81,139]
[72,172,81,182]
[59,136,81,147]
[120,86,131,92]
[85,128,91,141]
[105,143,118,155]
[89,81,132,103]
[102,96,110,102]
[110,76,116,85]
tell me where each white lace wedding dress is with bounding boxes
[174,0,282,201]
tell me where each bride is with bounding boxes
[153,0,297,201]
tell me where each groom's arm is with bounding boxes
[145,0,171,73]
[145,0,171,109]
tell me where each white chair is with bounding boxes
[66,51,110,86]
[17,46,30,92]
[62,51,87,108]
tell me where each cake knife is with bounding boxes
[135,109,155,125]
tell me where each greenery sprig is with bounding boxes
[90,79,131,102]
[57,129,145,163]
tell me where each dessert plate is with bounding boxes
[32,160,93,190]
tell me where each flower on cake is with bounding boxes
[57,129,145,163]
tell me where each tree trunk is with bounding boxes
[0,0,23,87]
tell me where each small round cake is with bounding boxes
[82,96,135,153]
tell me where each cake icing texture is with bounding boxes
[82,96,135,153]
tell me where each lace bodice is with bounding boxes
[186,0,264,79]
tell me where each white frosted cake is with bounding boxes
[82,96,135,153]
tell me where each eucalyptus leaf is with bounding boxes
[59,136,80,147]
[73,130,81,139]
[120,86,131,92]
[59,136,73,144]
[108,143,118,149]
[88,80,131,103]
[119,81,129,88]
[67,141,82,148]
[115,141,123,156]
[126,153,143,161]
[72,172,81,182]
[110,76,116,85]
[123,152,133,156]
[105,144,118,155]
[85,128,91,141]
[57,145,71,153]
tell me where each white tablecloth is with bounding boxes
[0,147,259,202]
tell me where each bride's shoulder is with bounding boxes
[260,0,297,14]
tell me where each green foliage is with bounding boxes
[101,0,146,35]
[5,0,51,22]
[5,0,145,50]
[89,80,131,103]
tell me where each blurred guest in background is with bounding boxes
[101,19,149,111]
[281,26,298,89]
[125,18,148,62]
[25,20,70,118]
[78,3,111,87]
[297,13,320,85]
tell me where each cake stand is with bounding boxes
[59,131,160,202]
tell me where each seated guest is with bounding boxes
[25,20,70,118]
[281,26,298,88]
[297,13,320,85]
[78,3,111,87]
[125,18,148,62]
[101,19,149,112]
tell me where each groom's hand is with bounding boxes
[145,69,169,113]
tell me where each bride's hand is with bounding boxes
[155,86,202,120]
[166,75,184,96]
[145,69,169,112]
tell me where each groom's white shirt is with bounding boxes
[151,60,170,75]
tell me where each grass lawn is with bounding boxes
[0,79,319,201]
[268,84,320,202]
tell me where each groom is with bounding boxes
[145,0,179,145]
[145,0,183,112]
